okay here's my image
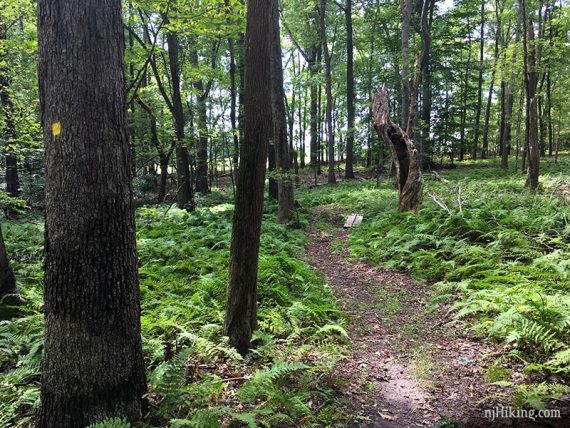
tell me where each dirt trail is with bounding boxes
[305,207,568,428]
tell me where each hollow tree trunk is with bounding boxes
[373,87,424,212]
[37,0,146,425]
[224,0,272,356]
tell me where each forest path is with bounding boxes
[304,205,549,428]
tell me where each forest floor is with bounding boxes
[305,204,569,428]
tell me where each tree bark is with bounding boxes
[271,0,295,223]
[319,0,336,184]
[37,0,146,425]
[482,3,501,159]
[472,0,485,160]
[0,22,20,218]
[344,0,356,179]
[522,0,539,189]
[373,87,424,212]
[400,0,412,128]
[224,0,272,356]
[135,97,175,203]
[0,222,22,308]
[500,9,522,170]
[420,0,434,166]
[164,21,194,209]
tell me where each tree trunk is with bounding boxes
[344,0,356,179]
[135,96,174,203]
[0,222,22,308]
[0,23,20,218]
[165,24,194,209]
[482,4,501,159]
[37,0,146,425]
[319,0,336,184]
[500,10,521,170]
[522,0,539,189]
[224,0,273,356]
[420,0,434,166]
[373,87,424,212]
[309,47,319,168]
[271,0,295,223]
[472,0,485,160]
[400,0,412,128]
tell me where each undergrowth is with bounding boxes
[0,191,348,427]
[299,155,570,408]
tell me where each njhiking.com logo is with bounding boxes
[484,405,561,422]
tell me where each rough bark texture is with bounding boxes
[373,87,424,212]
[37,0,146,425]
[344,0,356,179]
[319,0,336,184]
[224,0,272,356]
[271,0,295,224]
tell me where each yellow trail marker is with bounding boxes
[52,121,61,137]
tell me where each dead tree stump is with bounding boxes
[373,86,424,211]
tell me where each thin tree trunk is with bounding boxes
[164,22,193,209]
[344,0,356,179]
[482,3,501,159]
[522,0,539,189]
[38,0,146,425]
[400,0,412,128]
[319,0,336,184]
[224,0,273,356]
[271,0,295,223]
[473,0,486,160]
[0,222,22,308]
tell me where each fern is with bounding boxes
[86,418,131,428]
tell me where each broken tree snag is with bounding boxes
[373,86,424,212]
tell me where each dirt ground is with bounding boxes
[305,206,569,428]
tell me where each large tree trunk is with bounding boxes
[373,87,423,212]
[522,0,539,189]
[165,25,194,209]
[319,0,336,184]
[271,0,295,223]
[38,0,146,426]
[344,0,356,179]
[224,0,272,356]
